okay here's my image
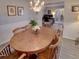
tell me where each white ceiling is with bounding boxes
[27,0,64,8]
[45,0,64,8]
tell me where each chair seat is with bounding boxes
[0,52,19,59]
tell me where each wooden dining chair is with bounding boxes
[13,27,25,34]
[38,35,60,59]
[13,24,31,34]
[0,42,11,57]
[18,53,27,59]
[0,42,27,59]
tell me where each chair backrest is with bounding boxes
[13,25,31,34]
[0,42,11,57]
[13,27,25,34]
[50,35,60,48]
[49,35,60,59]
[38,35,60,59]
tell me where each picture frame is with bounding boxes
[72,6,79,12]
[7,5,16,16]
[17,7,24,16]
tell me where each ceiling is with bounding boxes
[46,0,64,4]
[45,0,64,8]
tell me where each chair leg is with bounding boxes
[18,53,26,59]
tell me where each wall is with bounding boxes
[0,0,32,25]
[0,0,33,45]
[63,0,79,40]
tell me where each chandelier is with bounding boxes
[30,0,45,12]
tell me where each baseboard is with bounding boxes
[63,36,76,40]
[63,37,74,41]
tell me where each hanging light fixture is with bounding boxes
[30,0,45,12]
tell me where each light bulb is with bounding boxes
[35,0,40,7]
[30,0,45,12]
[30,1,32,6]
[41,1,45,6]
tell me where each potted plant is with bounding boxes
[29,20,40,34]
[30,20,38,27]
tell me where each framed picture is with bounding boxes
[7,5,16,16]
[72,6,79,12]
[17,7,24,16]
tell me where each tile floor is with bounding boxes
[59,38,79,59]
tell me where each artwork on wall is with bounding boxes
[17,7,24,16]
[7,5,16,16]
[72,6,79,12]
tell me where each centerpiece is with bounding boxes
[29,20,40,34]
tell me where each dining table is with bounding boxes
[10,26,56,54]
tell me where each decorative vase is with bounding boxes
[32,25,40,34]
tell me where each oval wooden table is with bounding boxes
[10,26,56,53]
